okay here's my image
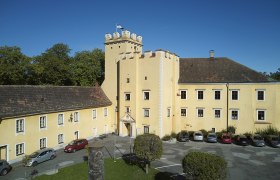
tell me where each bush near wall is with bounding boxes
[256,125,279,137]
[182,151,227,180]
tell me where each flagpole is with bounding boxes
[115,23,117,33]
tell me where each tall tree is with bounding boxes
[0,46,31,85]
[72,49,104,86]
[270,68,280,81]
[32,43,74,85]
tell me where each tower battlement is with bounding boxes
[105,30,142,45]
[118,50,179,61]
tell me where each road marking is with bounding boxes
[155,164,181,169]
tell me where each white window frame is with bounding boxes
[104,108,108,117]
[257,109,266,121]
[16,118,25,134]
[93,109,97,119]
[256,90,265,101]
[143,91,150,100]
[58,113,64,126]
[74,112,79,122]
[125,93,131,101]
[213,109,221,118]
[180,90,187,100]
[197,90,204,100]
[39,137,47,149]
[144,108,150,117]
[181,108,187,117]
[231,90,239,100]
[58,134,64,144]
[214,90,221,100]
[197,108,204,117]
[39,115,47,129]
[231,109,239,120]
[15,143,25,156]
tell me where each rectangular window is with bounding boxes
[232,90,238,100]
[231,110,238,120]
[16,143,24,156]
[257,90,265,100]
[16,119,24,133]
[127,78,130,83]
[125,93,131,101]
[93,109,97,119]
[181,90,187,99]
[40,138,47,149]
[144,126,149,134]
[104,108,108,117]
[197,91,204,100]
[214,109,221,118]
[126,107,130,113]
[198,109,204,117]
[74,112,79,122]
[181,108,187,117]
[40,116,47,129]
[58,114,64,125]
[167,108,171,117]
[144,109,150,117]
[143,91,150,100]
[257,110,265,120]
[215,91,221,100]
[58,134,64,144]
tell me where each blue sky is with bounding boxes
[1,0,280,73]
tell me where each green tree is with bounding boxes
[134,134,162,174]
[0,46,31,85]
[270,68,280,81]
[72,49,104,86]
[32,43,74,85]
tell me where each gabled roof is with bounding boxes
[179,57,271,83]
[0,86,111,119]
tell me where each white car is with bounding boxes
[193,131,204,141]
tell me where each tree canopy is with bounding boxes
[0,44,105,86]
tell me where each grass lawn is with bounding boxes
[35,158,160,180]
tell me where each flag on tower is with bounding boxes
[116,24,124,30]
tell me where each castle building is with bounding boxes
[102,30,280,138]
[1,29,280,163]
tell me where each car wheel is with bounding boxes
[1,168,8,176]
[32,161,38,167]
[50,155,55,160]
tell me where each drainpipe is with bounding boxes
[226,83,229,133]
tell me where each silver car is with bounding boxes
[193,131,204,141]
[207,133,217,143]
[25,148,56,167]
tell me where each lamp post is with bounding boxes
[226,83,229,133]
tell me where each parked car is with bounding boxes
[64,139,88,153]
[265,135,280,148]
[25,148,56,167]
[235,135,249,146]
[250,134,265,147]
[0,159,12,176]
[221,133,232,144]
[177,131,190,142]
[193,131,203,141]
[207,133,217,143]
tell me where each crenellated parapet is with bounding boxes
[105,30,142,46]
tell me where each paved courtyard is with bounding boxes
[2,135,280,180]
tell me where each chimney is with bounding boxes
[209,50,214,59]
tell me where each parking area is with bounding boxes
[2,135,280,180]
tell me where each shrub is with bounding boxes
[134,134,163,174]
[188,131,194,138]
[244,132,253,138]
[199,129,208,137]
[182,151,227,180]
[162,135,172,141]
[227,126,236,134]
[216,132,222,139]
[256,125,279,137]
[170,132,177,138]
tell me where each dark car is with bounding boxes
[221,133,232,144]
[250,134,265,147]
[64,139,88,153]
[177,131,190,142]
[235,135,249,146]
[0,160,12,176]
[207,133,217,143]
[265,135,280,148]
[25,148,56,167]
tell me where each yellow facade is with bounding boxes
[102,30,280,138]
[0,107,113,163]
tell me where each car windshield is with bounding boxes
[254,136,263,140]
[208,135,216,138]
[223,136,230,139]
[195,133,202,136]
[68,140,77,145]
[272,137,279,141]
[240,138,247,141]
[30,152,39,158]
